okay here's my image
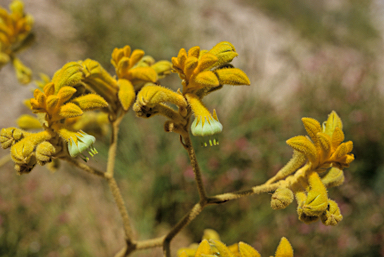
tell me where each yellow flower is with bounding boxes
[79,46,172,116]
[133,42,250,142]
[177,229,293,257]
[0,0,34,84]
[269,111,353,225]
[1,62,108,174]
[286,111,354,171]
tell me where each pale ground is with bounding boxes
[1,0,384,256]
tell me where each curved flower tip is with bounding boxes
[191,110,223,145]
[275,237,294,257]
[68,131,98,161]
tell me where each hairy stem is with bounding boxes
[107,177,134,243]
[163,203,204,257]
[106,118,134,245]
[183,136,207,201]
[64,157,106,178]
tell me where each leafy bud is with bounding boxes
[271,187,294,210]
[36,141,56,166]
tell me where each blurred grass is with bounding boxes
[1,0,384,256]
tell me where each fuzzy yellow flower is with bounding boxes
[177,229,293,257]
[1,62,108,174]
[268,111,352,226]
[79,46,172,119]
[0,0,34,84]
[133,42,250,143]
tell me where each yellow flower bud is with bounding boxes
[239,242,261,257]
[117,79,135,111]
[195,239,213,256]
[12,57,32,84]
[17,114,42,130]
[36,141,56,166]
[214,68,250,86]
[1,127,29,149]
[320,199,343,226]
[321,167,344,188]
[271,187,294,210]
[275,237,294,257]
[202,229,220,241]
[303,171,328,216]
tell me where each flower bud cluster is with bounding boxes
[269,112,351,226]
[177,229,294,257]
[0,0,34,84]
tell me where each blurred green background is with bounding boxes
[0,0,383,256]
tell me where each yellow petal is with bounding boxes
[59,102,83,118]
[17,114,42,130]
[323,111,343,136]
[129,49,145,68]
[332,141,353,159]
[202,229,220,241]
[239,242,261,257]
[214,68,250,86]
[316,132,332,162]
[275,237,293,257]
[136,84,187,109]
[184,56,198,79]
[176,48,187,68]
[127,66,158,83]
[57,86,77,103]
[208,41,238,68]
[286,136,317,164]
[151,60,172,78]
[118,79,135,111]
[195,239,212,256]
[52,62,83,93]
[301,117,321,145]
[321,167,344,188]
[195,53,218,73]
[178,251,189,257]
[191,71,220,89]
[211,240,235,257]
[43,82,55,96]
[188,46,200,58]
[303,171,328,216]
[331,127,345,150]
[71,94,108,111]
[46,95,59,111]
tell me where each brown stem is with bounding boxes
[105,118,134,245]
[107,177,134,243]
[207,183,280,204]
[64,157,106,178]
[183,136,207,201]
[163,203,204,257]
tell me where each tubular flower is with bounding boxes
[0,0,34,84]
[133,42,250,144]
[177,229,293,257]
[286,111,354,171]
[1,62,108,174]
[78,46,172,118]
[268,111,353,225]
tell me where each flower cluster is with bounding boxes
[0,0,34,84]
[1,44,173,174]
[269,111,354,225]
[79,45,172,120]
[133,41,250,144]
[178,229,294,257]
[1,62,108,174]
